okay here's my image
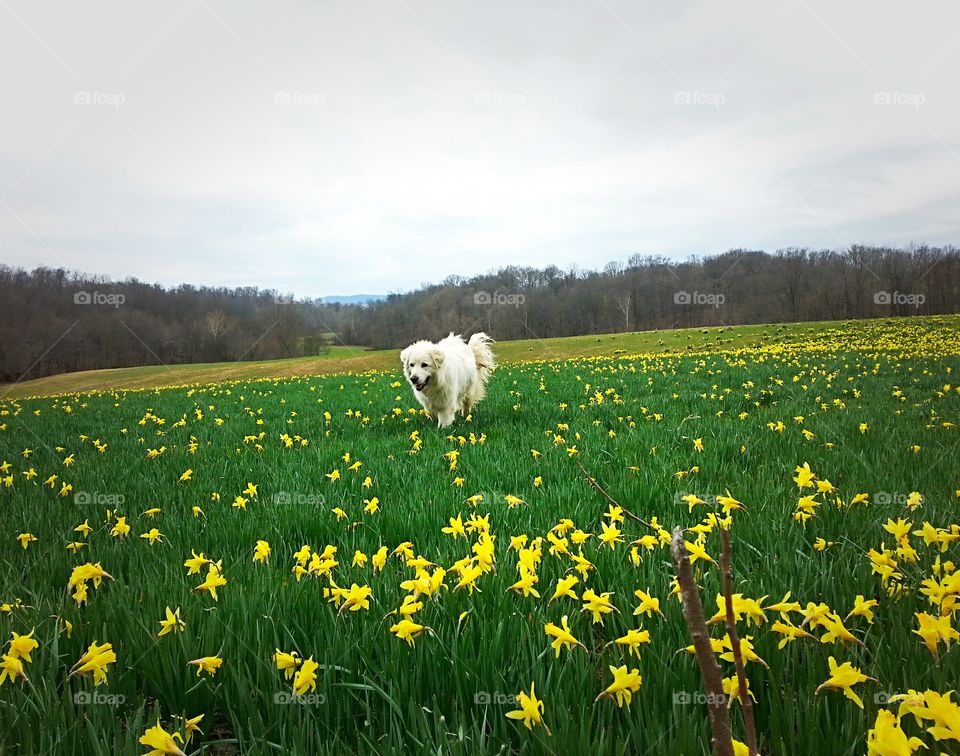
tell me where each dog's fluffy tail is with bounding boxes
[468,332,496,386]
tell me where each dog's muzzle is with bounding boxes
[411,376,430,392]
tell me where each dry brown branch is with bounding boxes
[720,527,758,756]
[574,457,654,529]
[671,527,735,756]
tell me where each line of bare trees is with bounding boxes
[0,266,331,384]
[338,245,960,347]
[1,245,958,383]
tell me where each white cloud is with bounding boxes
[1,0,958,296]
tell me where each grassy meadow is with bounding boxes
[1,315,959,754]
[3,319,844,400]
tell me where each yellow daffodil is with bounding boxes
[188,655,222,677]
[815,655,874,708]
[139,721,186,756]
[274,649,301,679]
[69,641,116,686]
[390,619,430,646]
[506,681,546,731]
[597,665,642,707]
[293,656,319,695]
[157,607,185,637]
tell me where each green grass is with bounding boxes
[3,319,854,399]
[0,314,959,754]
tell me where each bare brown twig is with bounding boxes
[720,527,759,756]
[671,527,735,756]
[574,457,654,529]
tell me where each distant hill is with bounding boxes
[321,294,385,305]
[3,245,958,384]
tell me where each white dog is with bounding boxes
[400,332,496,428]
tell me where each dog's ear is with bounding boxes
[430,348,445,368]
[399,346,410,365]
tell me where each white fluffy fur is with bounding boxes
[400,332,496,428]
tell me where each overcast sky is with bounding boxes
[1,1,958,297]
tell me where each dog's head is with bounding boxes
[400,341,444,393]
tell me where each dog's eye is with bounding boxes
[408,363,413,367]
[420,363,428,368]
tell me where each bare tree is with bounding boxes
[2,244,959,381]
